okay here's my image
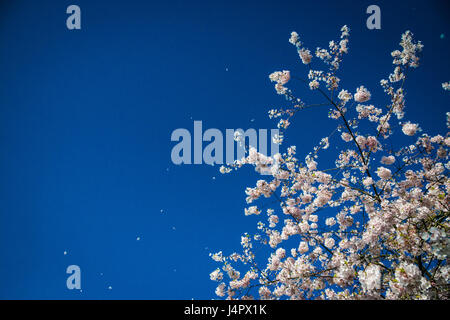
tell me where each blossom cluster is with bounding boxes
[211,26,449,300]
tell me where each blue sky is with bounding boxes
[0,0,448,299]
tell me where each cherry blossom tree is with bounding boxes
[210,26,449,300]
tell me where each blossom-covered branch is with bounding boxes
[211,26,449,300]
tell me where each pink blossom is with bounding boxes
[402,122,419,136]
[381,155,396,165]
[289,32,300,46]
[324,238,335,249]
[363,177,374,186]
[269,70,290,85]
[244,206,261,216]
[354,86,371,102]
[338,90,352,103]
[298,49,312,64]
[341,132,352,142]
[376,167,392,180]
[358,265,381,292]
[298,241,309,254]
[210,269,223,281]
